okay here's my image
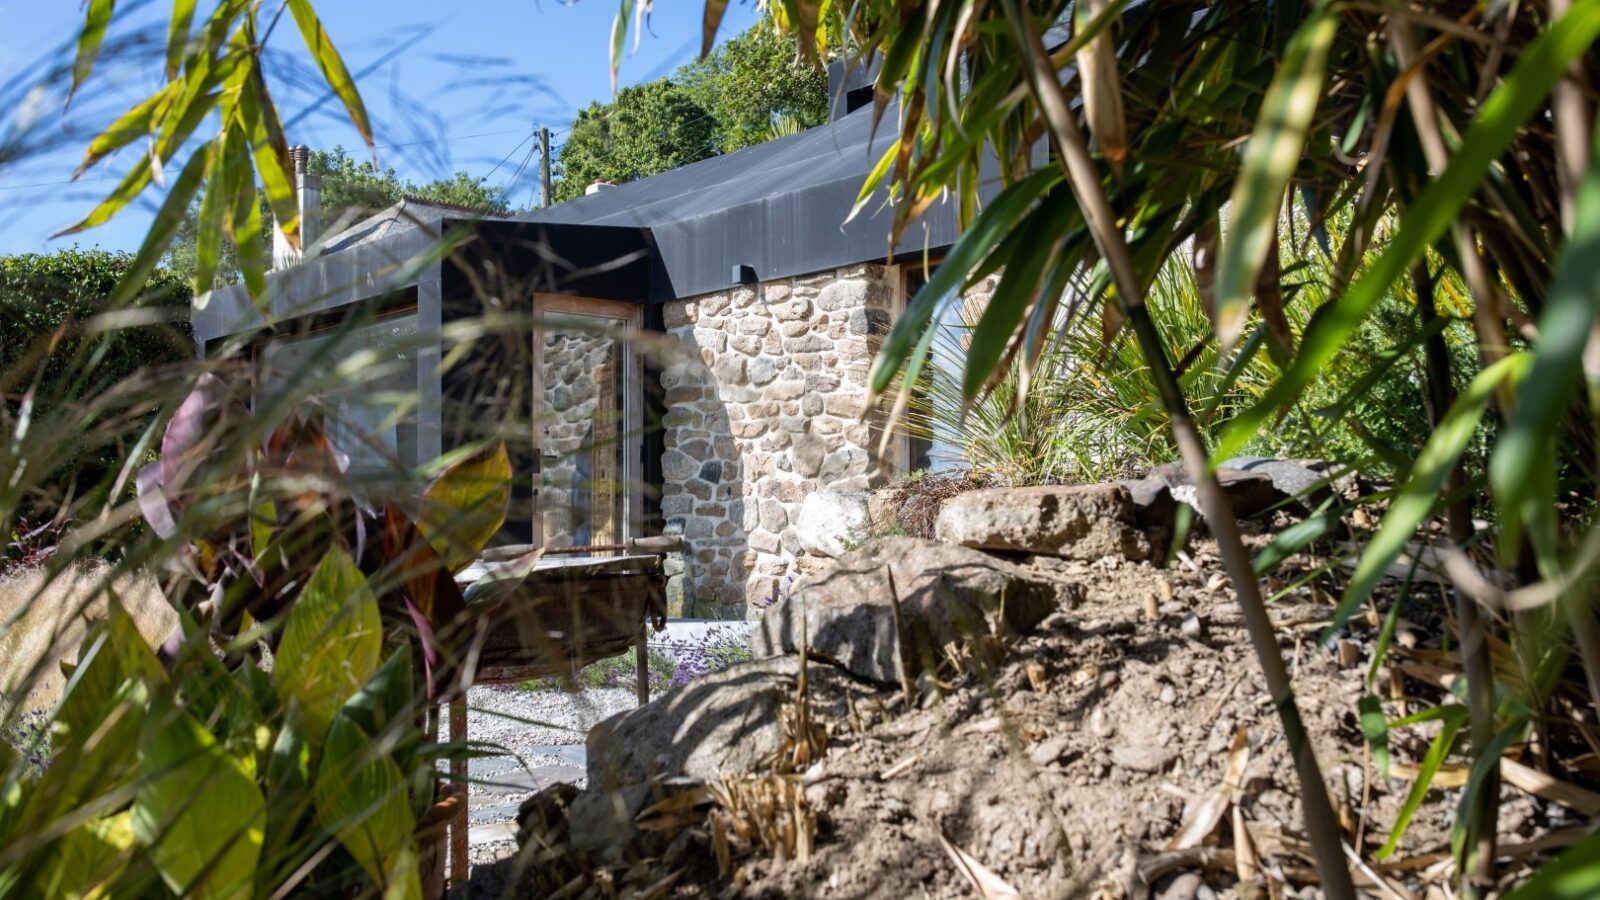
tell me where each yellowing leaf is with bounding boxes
[419,440,511,574]
[314,713,415,885]
[132,708,263,899]
[273,548,383,744]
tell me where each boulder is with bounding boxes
[1146,462,1280,519]
[750,536,1060,684]
[793,490,871,558]
[1221,456,1347,506]
[585,656,858,791]
[935,483,1152,561]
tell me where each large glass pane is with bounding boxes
[261,313,421,481]
[539,314,627,549]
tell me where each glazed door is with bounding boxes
[531,295,642,551]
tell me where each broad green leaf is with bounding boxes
[1377,705,1466,859]
[1504,827,1600,898]
[419,439,512,574]
[1217,0,1600,460]
[340,645,415,744]
[285,0,373,148]
[384,841,425,900]
[34,811,136,900]
[132,707,264,899]
[1491,127,1600,571]
[110,140,212,306]
[262,703,312,885]
[166,0,197,79]
[1357,694,1389,778]
[1326,354,1529,641]
[59,598,166,746]
[69,0,115,103]
[274,548,383,744]
[1214,4,1336,355]
[314,713,415,885]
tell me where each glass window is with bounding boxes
[261,313,422,481]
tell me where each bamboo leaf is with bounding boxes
[1217,0,1600,460]
[1377,704,1466,859]
[53,160,154,238]
[76,82,181,177]
[274,548,384,744]
[1214,5,1336,356]
[69,0,115,104]
[285,0,373,148]
[871,168,1062,397]
[1491,128,1600,571]
[1358,694,1390,779]
[1504,828,1600,898]
[1326,354,1529,642]
[109,142,211,306]
[1451,720,1524,863]
[1074,0,1128,177]
[610,0,636,93]
[700,0,729,58]
[166,0,197,79]
[193,140,226,294]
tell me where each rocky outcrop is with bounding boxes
[793,490,871,558]
[935,482,1153,561]
[585,656,859,791]
[750,536,1060,684]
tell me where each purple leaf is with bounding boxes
[136,462,178,538]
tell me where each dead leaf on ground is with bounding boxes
[938,831,1023,899]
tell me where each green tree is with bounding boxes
[678,25,828,152]
[0,248,192,503]
[552,25,826,201]
[166,147,509,286]
[553,79,716,202]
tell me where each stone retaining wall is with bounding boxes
[657,264,900,618]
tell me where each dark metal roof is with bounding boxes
[513,101,979,302]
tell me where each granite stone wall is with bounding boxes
[657,264,900,618]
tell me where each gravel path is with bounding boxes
[456,685,638,866]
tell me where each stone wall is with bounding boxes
[539,328,624,548]
[658,264,899,618]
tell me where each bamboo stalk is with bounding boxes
[1001,3,1355,897]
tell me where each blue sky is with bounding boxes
[0,0,763,254]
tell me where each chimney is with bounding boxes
[271,145,322,269]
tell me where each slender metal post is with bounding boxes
[539,127,552,209]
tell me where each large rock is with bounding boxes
[1221,456,1348,507]
[585,656,858,791]
[793,490,871,558]
[750,536,1060,684]
[1145,462,1279,519]
[936,483,1152,561]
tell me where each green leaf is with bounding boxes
[420,439,512,574]
[1504,828,1600,898]
[107,140,211,306]
[166,0,197,80]
[53,159,154,239]
[1325,353,1530,641]
[340,645,415,744]
[609,0,636,93]
[314,713,416,885]
[76,81,181,177]
[285,0,373,148]
[33,811,137,900]
[193,140,226,294]
[1252,507,1340,575]
[1377,705,1466,860]
[273,548,383,744]
[132,707,264,899]
[871,167,1062,397]
[70,0,115,104]
[1217,0,1600,460]
[1491,126,1600,572]
[1357,694,1390,778]
[59,598,166,746]
[1451,720,1524,864]
[1213,4,1336,354]
[222,121,266,300]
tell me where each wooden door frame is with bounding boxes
[529,293,644,550]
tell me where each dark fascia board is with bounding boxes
[448,220,655,313]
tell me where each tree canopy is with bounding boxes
[552,25,826,200]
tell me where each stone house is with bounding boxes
[193,65,1003,620]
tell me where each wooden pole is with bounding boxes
[449,698,469,887]
[635,618,650,705]
[539,127,552,209]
